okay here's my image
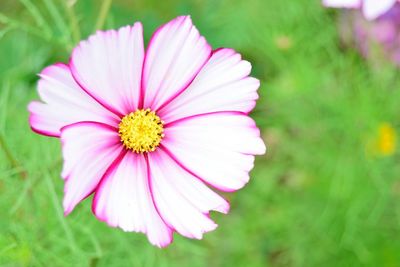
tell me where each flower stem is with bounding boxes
[94,0,113,31]
[64,0,81,46]
[0,133,27,179]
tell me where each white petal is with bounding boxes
[363,0,397,20]
[60,122,123,215]
[158,48,260,123]
[141,16,211,111]
[28,64,119,137]
[162,112,266,192]
[322,0,361,8]
[70,23,144,115]
[92,152,173,247]
[148,148,230,239]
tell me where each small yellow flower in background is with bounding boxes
[366,122,397,157]
[377,123,396,156]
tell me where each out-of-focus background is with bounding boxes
[0,0,399,266]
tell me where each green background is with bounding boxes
[1,0,400,266]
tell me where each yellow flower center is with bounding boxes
[118,109,164,153]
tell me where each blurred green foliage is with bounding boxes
[1,0,400,266]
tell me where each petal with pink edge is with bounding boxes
[147,148,229,239]
[141,16,211,111]
[70,23,144,116]
[322,0,361,8]
[162,112,266,192]
[60,122,123,215]
[363,0,397,20]
[92,152,173,248]
[28,64,119,137]
[158,48,259,123]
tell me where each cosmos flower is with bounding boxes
[28,16,266,247]
[324,0,400,66]
[323,0,399,20]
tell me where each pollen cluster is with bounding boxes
[118,109,164,153]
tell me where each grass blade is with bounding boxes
[44,173,78,254]
[41,0,71,44]
[94,0,113,30]
[63,0,81,45]
[0,12,68,49]
[18,0,52,36]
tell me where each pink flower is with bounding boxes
[323,0,399,20]
[327,1,400,66]
[28,16,266,247]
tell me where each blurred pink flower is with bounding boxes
[349,4,400,64]
[324,0,400,66]
[323,0,399,20]
[28,16,266,247]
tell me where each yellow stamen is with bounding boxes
[118,109,164,153]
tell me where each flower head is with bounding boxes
[28,16,266,247]
[323,0,399,20]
